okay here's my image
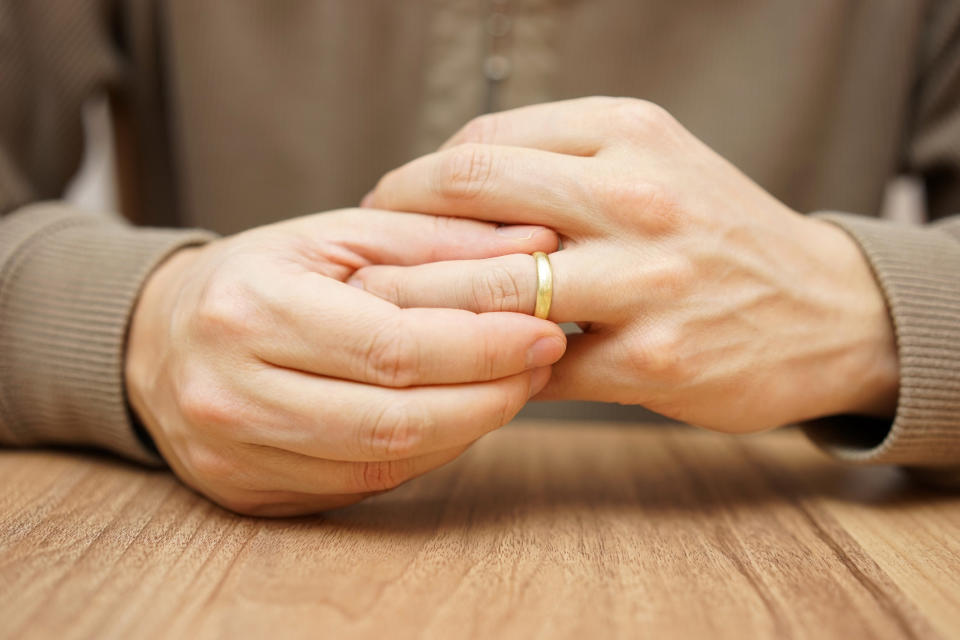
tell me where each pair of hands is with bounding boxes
[127,98,898,516]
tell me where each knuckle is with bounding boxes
[602,180,684,234]
[363,322,418,387]
[193,272,263,341]
[602,180,662,212]
[611,99,676,139]
[434,143,497,201]
[176,378,237,431]
[625,328,686,382]
[467,264,524,312]
[361,401,431,459]
[456,114,500,145]
[643,255,695,298]
[187,445,246,487]
[356,459,409,492]
[429,215,461,246]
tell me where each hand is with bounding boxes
[353,97,899,433]
[125,209,565,516]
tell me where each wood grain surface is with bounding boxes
[1,420,958,640]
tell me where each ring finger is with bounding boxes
[350,246,624,324]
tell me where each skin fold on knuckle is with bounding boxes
[359,400,430,460]
[465,264,524,313]
[355,458,411,493]
[362,321,419,387]
[434,143,497,202]
[425,215,473,262]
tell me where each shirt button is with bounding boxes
[483,54,512,81]
[486,13,512,37]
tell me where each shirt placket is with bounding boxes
[483,0,514,113]
[485,0,559,114]
[413,0,558,155]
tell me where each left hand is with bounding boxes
[353,97,899,433]
[125,209,563,516]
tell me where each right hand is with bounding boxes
[124,209,565,516]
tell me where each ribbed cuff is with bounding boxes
[803,213,960,469]
[0,203,217,466]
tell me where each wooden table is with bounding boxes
[2,419,959,639]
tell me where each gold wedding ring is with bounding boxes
[532,251,553,320]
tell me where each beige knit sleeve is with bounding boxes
[801,2,960,481]
[0,208,215,465]
[0,2,216,464]
[803,214,960,480]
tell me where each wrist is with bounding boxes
[804,218,899,419]
[125,246,204,435]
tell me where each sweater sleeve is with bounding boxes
[803,213,960,479]
[0,2,216,465]
[802,1,960,481]
[0,208,215,466]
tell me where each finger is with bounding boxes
[284,208,559,269]
[367,144,596,233]
[533,331,650,404]
[440,97,679,160]
[251,274,566,385]
[230,443,469,496]
[350,248,620,323]
[440,96,633,155]
[230,364,551,461]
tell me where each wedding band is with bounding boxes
[532,251,553,319]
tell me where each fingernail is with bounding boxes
[496,225,545,239]
[360,191,375,208]
[346,276,365,290]
[529,366,552,397]
[526,336,565,368]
